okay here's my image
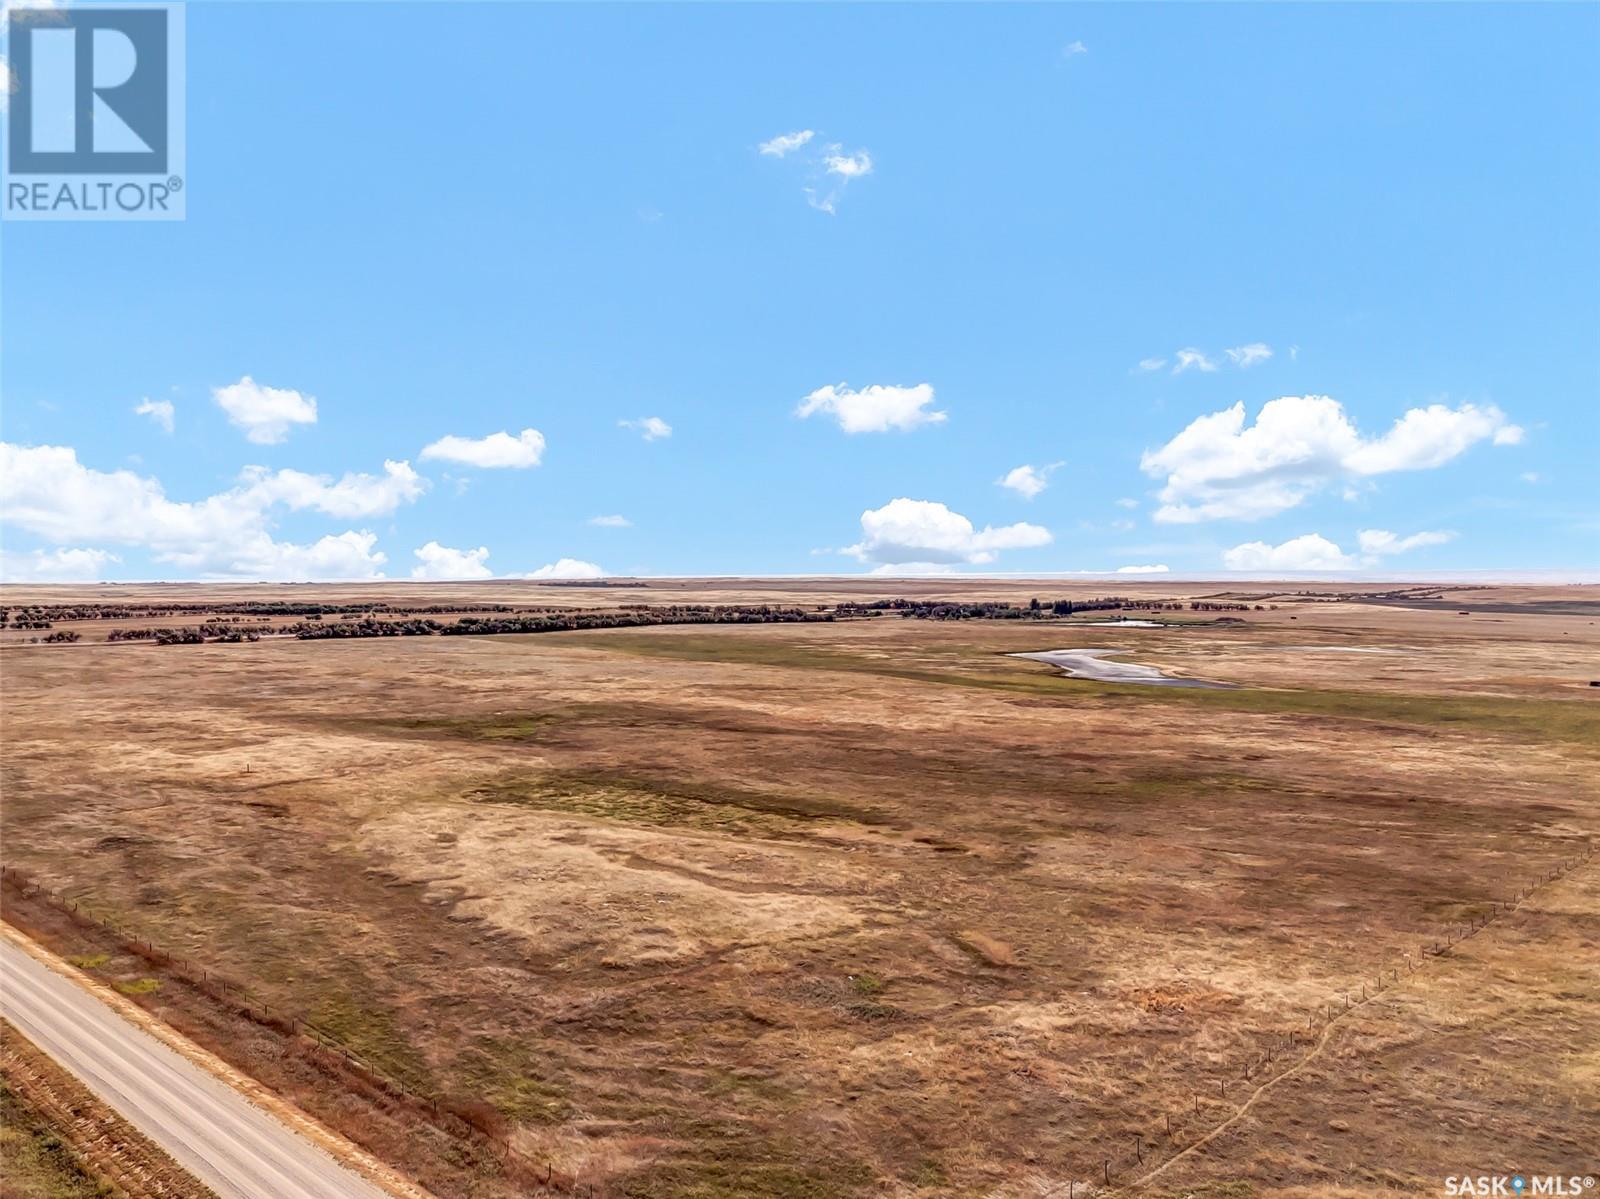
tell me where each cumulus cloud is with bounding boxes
[0,547,120,583]
[797,383,945,434]
[588,514,631,527]
[1115,564,1170,574]
[759,129,814,157]
[1172,348,1218,374]
[1062,40,1088,57]
[1342,403,1523,474]
[867,562,959,577]
[1223,533,1355,572]
[1356,528,1454,556]
[619,416,672,441]
[212,376,318,444]
[1141,396,1523,523]
[411,541,492,580]
[823,147,873,179]
[420,428,545,468]
[1115,497,1139,509]
[1224,343,1273,368]
[997,462,1062,500]
[1224,528,1454,572]
[134,398,175,433]
[1135,358,1167,373]
[844,498,1051,566]
[0,442,403,579]
[235,460,426,519]
[525,558,605,580]
[227,531,386,580]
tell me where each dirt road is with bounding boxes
[0,932,398,1199]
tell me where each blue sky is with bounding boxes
[3,1,1597,581]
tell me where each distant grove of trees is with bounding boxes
[8,594,1274,648]
[293,605,830,641]
[835,597,1259,620]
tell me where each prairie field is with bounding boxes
[2,579,1597,1198]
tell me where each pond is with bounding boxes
[1009,648,1233,688]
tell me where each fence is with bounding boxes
[0,865,572,1195]
[6,839,1594,1199]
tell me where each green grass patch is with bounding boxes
[1151,1181,1254,1199]
[452,1034,573,1125]
[307,988,433,1092]
[568,631,1600,749]
[849,972,885,996]
[65,954,108,970]
[617,1124,876,1199]
[112,977,160,996]
[464,770,889,836]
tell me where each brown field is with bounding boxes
[2,579,1597,1198]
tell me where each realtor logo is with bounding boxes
[4,2,186,219]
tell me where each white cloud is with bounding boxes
[411,541,492,580]
[0,547,119,583]
[235,460,426,519]
[1343,403,1523,474]
[1224,343,1273,368]
[804,190,838,216]
[1225,528,1454,572]
[844,498,1051,566]
[997,462,1062,500]
[1356,528,1454,557]
[1062,40,1088,57]
[212,376,318,445]
[420,428,545,469]
[1135,357,1167,373]
[1224,534,1355,572]
[619,416,672,441]
[134,398,174,434]
[1115,564,1169,574]
[588,514,632,527]
[0,442,397,579]
[227,531,387,581]
[1172,348,1219,374]
[525,558,605,580]
[767,136,873,214]
[1521,472,1541,484]
[1142,396,1523,523]
[867,562,960,577]
[1115,497,1139,509]
[797,383,945,434]
[823,147,873,179]
[759,129,814,157]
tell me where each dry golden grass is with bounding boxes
[1,580,1596,1197]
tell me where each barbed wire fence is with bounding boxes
[0,865,577,1195]
[5,838,1593,1199]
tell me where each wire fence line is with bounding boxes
[4,839,1594,1199]
[0,866,573,1195]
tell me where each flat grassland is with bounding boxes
[1,580,1597,1197]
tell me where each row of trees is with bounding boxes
[2,600,526,622]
